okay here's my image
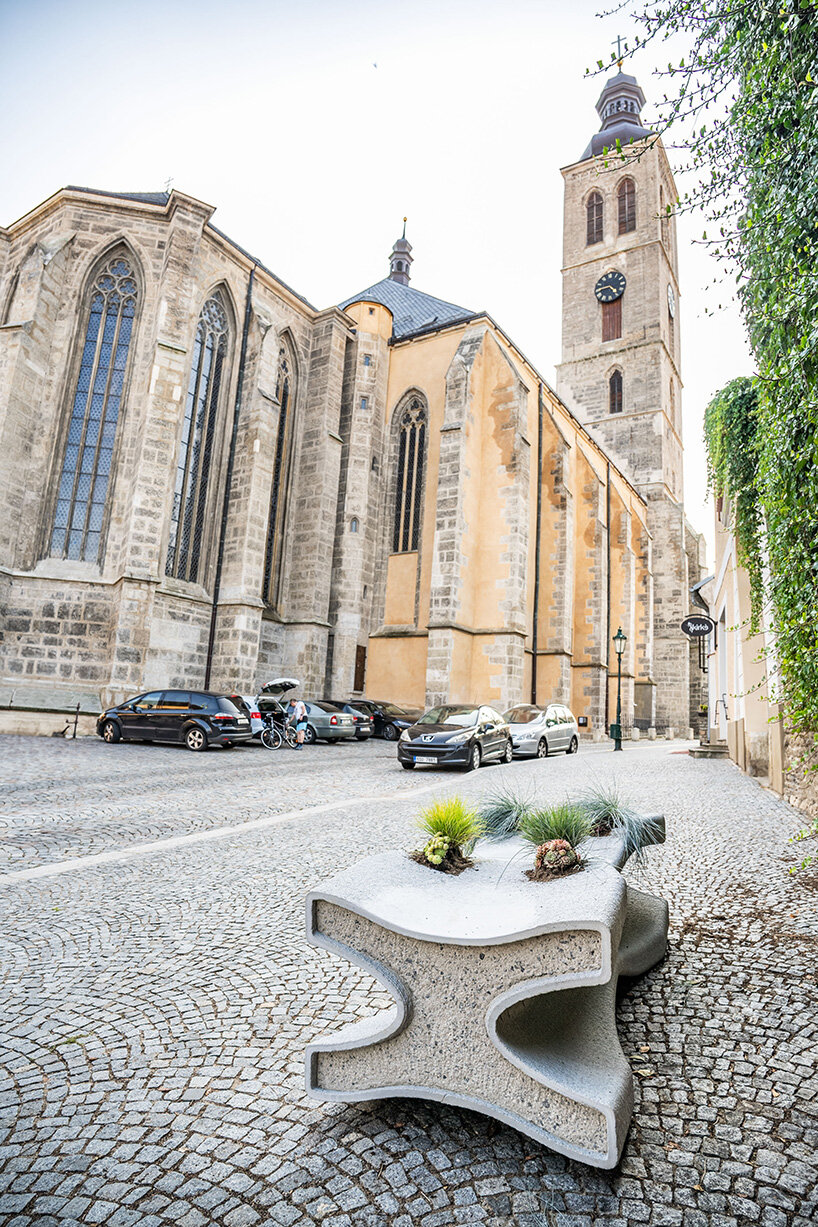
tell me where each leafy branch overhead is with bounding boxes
[614,0,818,732]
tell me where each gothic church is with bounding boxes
[0,72,704,735]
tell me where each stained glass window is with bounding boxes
[50,253,138,562]
[165,293,230,583]
[393,398,426,553]
[586,192,603,245]
[262,342,294,606]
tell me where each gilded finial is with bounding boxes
[402,217,407,239]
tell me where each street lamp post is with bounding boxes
[612,626,627,752]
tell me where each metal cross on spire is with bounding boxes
[612,35,625,67]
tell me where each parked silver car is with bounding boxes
[301,701,356,744]
[504,703,579,758]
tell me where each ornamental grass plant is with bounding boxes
[477,786,536,842]
[518,802,593,852]
[412,795,484,874]
[518,802,593,883]
[576,783,663,865]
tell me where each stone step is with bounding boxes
[688,743,730,759]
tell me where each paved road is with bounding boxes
[0,736,816,1226]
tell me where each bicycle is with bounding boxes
[260,716,298,749]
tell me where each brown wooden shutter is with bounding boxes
[602,297,622,341]
[354,645,367,693]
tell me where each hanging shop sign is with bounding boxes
[681,615,715,637]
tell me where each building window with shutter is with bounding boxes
[609,370,623,414]
[618,177,636,233]
[602,297,622,341]
[392,397,427,553]
[50,250,139,564]
[586,191,603,245]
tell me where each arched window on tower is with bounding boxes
[262,340,296,607]
[50,250,139,563]
[609,370,623,415]
[618,178,636,233]
[586,191,603,245]
[393,397,427,553]
[166,291,230,584]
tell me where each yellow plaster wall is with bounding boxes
[383,552,418,625]
[366,634,428,710]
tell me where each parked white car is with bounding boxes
[504,703,579,758]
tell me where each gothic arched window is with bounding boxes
[262,340,295,606]
[609,370,623,414]
[393,397,427,553]
[618,178,636,233]
[166,291,230,583]
[586,192,603,245]
[50,251,138,563]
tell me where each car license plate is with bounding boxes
[237,718,249,726]
[414,755,437,764]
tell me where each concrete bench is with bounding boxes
[305,820,667,1169]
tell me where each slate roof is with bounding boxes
[580,120,654,161]
[339,277,477,340]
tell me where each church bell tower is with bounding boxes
[556,69,696,733]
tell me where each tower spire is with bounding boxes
[389,220,413,285]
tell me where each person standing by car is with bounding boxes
[287,696,308,749]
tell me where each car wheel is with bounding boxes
[101,720,121,744]
[536,738,548,758]
[401,761,415,770]
[502,739,513,764]
[383,723,398,742]
[185,726,207,752]
[464,743,481,772]
[304,725,317,745]
[567,735,579,755]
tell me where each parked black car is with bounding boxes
[326,700,374,739]
[97,690,253,751]
[397,704,512,771]
[349,699,421,741]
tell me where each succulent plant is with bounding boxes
[534,838,581,876]
[422,833,452,865]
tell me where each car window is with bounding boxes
[504,706,541,723]
[545,706,559,723]
[560,707,574,724]
[311,701,342,713]
[134,692,163,710]
[161,691,190,710]
[257,698,282,714]
[216,697,241,715]
[487,708,504,724]
[227,694,252,717]
[195,694,221,712]
[418,706,477,727]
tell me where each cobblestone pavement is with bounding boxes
[0,738,816,1226]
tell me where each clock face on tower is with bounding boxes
[594,271,626,303]
[667,283,676,317]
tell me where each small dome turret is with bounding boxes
[389,219,413,285]
[580,71,653,160]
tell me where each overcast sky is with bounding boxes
[0,0,754,563]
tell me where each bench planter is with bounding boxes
[305,818,667,1169]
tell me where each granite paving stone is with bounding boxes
[0,737,816,1225]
